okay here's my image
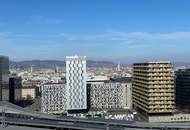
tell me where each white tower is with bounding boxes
[30,65,34,73]
[117,62,121,71]
[66,55,87,110]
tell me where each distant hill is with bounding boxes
[10,60,117,69]
[10,60,190,70]
[173,62,190,67]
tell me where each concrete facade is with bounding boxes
[132,62,175,114]
[90,83,132,110]
[41,83,66,114]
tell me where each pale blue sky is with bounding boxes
[0,0,190,63]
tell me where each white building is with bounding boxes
[41,83,66,114]
[90,82,132,110]
[66,55,87,110]
[86,74,109,84]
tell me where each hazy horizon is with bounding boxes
[8,57,190,65]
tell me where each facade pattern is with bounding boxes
[66,56,87,110]
[132,62,175,114]
[90,83,130,110]
[41,83,66,114]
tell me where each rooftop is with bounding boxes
[66,55,86,60]
[134,61,172,65]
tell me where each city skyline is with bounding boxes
[1,0,190,63]
[1,1,190,128]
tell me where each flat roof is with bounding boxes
[66,55,86,60]
[134,61,171,65]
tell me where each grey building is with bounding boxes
[90,82,132,110]
[0,56,9,101]
[41,83,66,114]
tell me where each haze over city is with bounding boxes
[0,0,190,63]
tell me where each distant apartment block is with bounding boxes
[0,56,9,101]
[176,69,190,111]
[66,55,87,111]
[41,83,66,114]
[86,75,109,84]
[90,82,132,110]
[132,62,175,115]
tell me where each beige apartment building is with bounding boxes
[21,86,37,100]
[132,61,175,115]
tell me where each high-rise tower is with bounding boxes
[176,69,190,111]
[117,62,121,71]
[66,55,87,111]
[0,56,9,101]
[132,61,175,116]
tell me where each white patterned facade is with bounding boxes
[90,83,132,110]
[66,55,87,110]
[41,83,66,114]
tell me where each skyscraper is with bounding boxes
[0,56,9,101]
[66,55,87,111]
[132,61,175,116]
[176,69,190,112]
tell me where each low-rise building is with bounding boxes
[149,114,190,122]
[86,74,109,84]
[41,83,66,114]
[90,82,132,110]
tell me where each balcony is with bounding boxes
[148,101,175,105]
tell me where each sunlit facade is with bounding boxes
[132,61,175,114]
[66,55,87,110]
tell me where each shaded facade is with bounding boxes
[0,56,9,101]
[9,76,22,103]
[176,69,190,111]
[21,86,37,100]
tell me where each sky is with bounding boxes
[0,0,190,63]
